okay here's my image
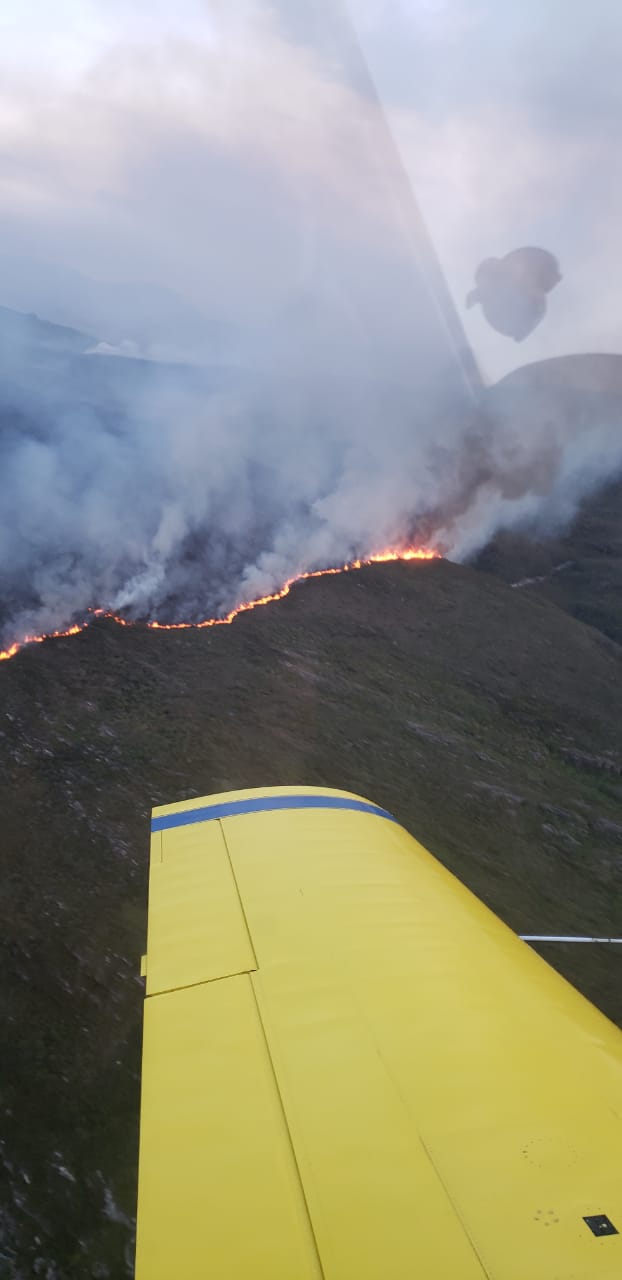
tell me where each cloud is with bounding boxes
[351,0,485,44]
[2,0,621,373]
[0,5,403,257]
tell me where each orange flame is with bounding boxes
[0,623,83,663]
[0,546,439,662]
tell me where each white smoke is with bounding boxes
[86,340,141,358]
[1,1,622,647]
[2,329,622,650]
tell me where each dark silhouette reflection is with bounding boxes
[466,247,562,341]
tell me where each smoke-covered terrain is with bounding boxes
[3,303,622,651]
[2,0,622,653]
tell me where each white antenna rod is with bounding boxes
[520,935,622,944]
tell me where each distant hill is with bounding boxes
[0,304,94,354]
[479,353,622,643]
[0,303,245,452]
[492,352,622,395]
[486,351,622,431]
[0,253,232,360]
[1,480,621,1275]
[499,353,622,391]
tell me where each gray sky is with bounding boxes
[349,0,622,378]
[1,0,621,379]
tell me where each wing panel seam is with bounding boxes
[219,818,260,973]
[418,1135,492,1279]
[145,967,258,999]
[249,973,326,1279]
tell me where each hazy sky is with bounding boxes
[1,0,621,379]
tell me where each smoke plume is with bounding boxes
[2,322,622,650]
[1,1,622,648]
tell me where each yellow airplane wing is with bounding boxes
[135,786,622,1279]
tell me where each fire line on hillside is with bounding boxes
[0,547,439,664]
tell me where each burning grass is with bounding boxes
[0,546,439,662]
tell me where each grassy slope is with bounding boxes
[478,353,622,646]
[477,476,622,644]
[1,547,622,1274]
